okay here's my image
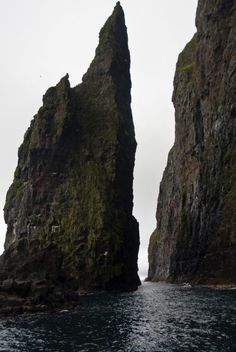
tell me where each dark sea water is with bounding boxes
[0,282,235,352]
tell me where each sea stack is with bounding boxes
[147,0,236,285]
[0,2,140,308]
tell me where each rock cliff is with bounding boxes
[148,0,236,285]
[0,2,140,312]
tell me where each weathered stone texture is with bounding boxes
[148,0,236,285]
[1,2,140,309]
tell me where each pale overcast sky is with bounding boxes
[0,0,198,279]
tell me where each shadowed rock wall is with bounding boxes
[148,0,236,285]
[1,2,140,306]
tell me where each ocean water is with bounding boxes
[0,282,235,352]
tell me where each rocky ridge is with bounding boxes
[0,2,140,313]
[147,0,236,285]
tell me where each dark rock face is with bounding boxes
[147,0,236,285]
[1,2,140,310]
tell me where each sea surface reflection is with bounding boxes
[0,282,235,351]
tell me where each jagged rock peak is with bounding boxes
[83,2,129,83]
[42,73,70,103]
[0,3,140,313]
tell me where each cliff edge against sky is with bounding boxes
[148,0,236,285]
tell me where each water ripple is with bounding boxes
[0,282,235,351]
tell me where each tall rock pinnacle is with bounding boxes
[147,0,236,285]
[1,2,140,308]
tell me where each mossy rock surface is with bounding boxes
[1,2,140,297]
[148,0,236,285]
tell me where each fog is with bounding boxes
[0,0,198,279]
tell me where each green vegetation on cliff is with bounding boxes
[177,34,196,72]
[148,0,236,285]
[1,2,140,299]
